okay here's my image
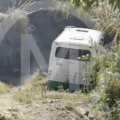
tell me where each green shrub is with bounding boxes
[82,43,120,119]
[105,74,120,106]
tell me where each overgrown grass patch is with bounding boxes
[46,90,92,105]
[14,73,48,104]
[14,73,92,106]
[82,43,120,119]
[0,82,11,94]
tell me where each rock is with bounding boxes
[47,99,60,103]
[84,110,89,117]
[72,108,84,118]
[89,114,94,120]
[35,104,40,108]
[76,102,83,105]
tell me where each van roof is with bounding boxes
[54,26,102,45]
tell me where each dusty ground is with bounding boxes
[0,88,87,120]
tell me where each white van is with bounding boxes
[48,26,102,91]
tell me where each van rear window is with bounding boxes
[55,47,91,61]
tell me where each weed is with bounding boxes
[58,85,64,93]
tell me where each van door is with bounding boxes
[49,46,70,87]
[69,48,91,91]
[55,47,69,73]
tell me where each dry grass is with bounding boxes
[0,82,11,94]
[14,73,92,106]
[91,0,120,44]
[14,73,48,104]
[46,91,91,105]
[0,0,37,34]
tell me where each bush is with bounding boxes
[82,43,120,119]
[90,45,120,104]
[105,74,120,106]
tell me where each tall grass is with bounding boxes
[81,1,120,116]
[91,0,120,44]
[81,43,120,119]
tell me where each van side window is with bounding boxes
[55,47,91,61]
[55,47,69,59]
[69,49,79,60]
[79,50,91,61]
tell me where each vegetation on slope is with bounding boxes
[14,73,90,105]
[83,44,120,119]
[58,0,120,10]
[55,0,120,119]
[14,73,48,104]
[0,82,11,94]
[0,0,120,119]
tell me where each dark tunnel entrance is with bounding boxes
[0,10,88,85]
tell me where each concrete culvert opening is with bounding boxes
[0,7,88,86]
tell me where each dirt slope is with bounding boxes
[0,88,86,120]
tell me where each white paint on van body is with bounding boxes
[48,27,102,90]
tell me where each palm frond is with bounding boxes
[91,0,120,44]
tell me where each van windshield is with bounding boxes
[55,47,91,61]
